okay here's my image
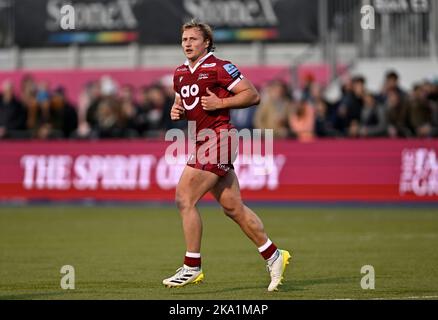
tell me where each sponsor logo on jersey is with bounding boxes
[198,73,209,81]
[201,63,216,68]
[177,67,188,72]
[181,84,199,110]
[223,63,240,79]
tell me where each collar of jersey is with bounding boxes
[184,52,214,74]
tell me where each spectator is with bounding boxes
[385,88,411,138]
[0,80,27,139]
[333,76,353,135]
[50,87,78,138]
[86,75,117,133]
[289,99,315,142]
[425,79,438,103]
[135,85,153,136]
[306,82,339,137]
[358,93,387,138]
[76,80,101,139]
[426,80,438,137]
[342,76,366,137]
[33,81,57,139]
[408,83,435,138]
[377,70,406,104]
[34,86,78,139]
[141,84,167,138]
[20,74,38,131]
[301,73,316,102]
[93,97,126,139]
[315,99,339,137]
[254,80,292,138]
[119,84,141,138]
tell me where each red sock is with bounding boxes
[259,240,278,260]
[184,252,201,268]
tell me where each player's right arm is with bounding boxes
[170,93,186,121]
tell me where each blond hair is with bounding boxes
[181,19,215,52]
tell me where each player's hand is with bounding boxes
[201,88,223,111]
[170,103,186,121]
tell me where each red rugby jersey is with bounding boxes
[173,52,244,134]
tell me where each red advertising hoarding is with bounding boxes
[0,140,437,203]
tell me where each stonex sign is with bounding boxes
[1,140,437,203]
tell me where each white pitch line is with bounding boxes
[331,295,438,300]
[371,296,438,300]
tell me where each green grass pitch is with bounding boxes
[1,205,438,300]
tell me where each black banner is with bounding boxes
[13,0,318,47]
[0,0,13,47]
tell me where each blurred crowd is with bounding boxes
[246,70,438,141]
[0,74,185,140]
[1,70,438,141]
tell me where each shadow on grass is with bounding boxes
[284,277,357,288]
[167,277,355,296]
[167,284,276,296]
[0,278,357,299]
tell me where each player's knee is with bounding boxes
[175,193,194,212]
[175,196,187,211]
[222,201,244,219]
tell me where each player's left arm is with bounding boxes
[201,78,260,111]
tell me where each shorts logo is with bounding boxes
[217,164,230,172]
[223,63,240,79]
[201,63,216,68]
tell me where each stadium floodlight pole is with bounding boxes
[11,46,20,69]
[328,28,338,84]
[430,0,438,62]
[129,42,141,67]
[318,0,328,62]
[361,0,373,58]
[68,44,80,68]
[253,40,265,66]
[381,13,390,58]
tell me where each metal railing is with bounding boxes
[319,0,438,59]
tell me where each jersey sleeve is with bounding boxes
[173,73,180,96]
[217,61,244,92]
